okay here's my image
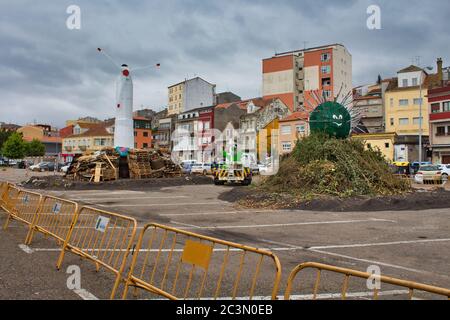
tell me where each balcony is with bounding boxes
[430,111,450,122]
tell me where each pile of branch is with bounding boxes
[128,149,182,179]
[66,153,119,182]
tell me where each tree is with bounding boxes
[0,130,12,151]
[26,138,45,157]
[1,132,27,159]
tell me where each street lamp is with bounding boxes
[419,66,433,164]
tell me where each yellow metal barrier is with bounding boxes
[57,206,137,300]
[284,262,450,300]
[122,223,282,300]
[0,181,10,209]
[3,188,42,231]
[25,195,78,245]
[1,184,21,214]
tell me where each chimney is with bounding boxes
[437,58,443,83]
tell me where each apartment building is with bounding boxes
[167,77,216,115]
[278,112,309,155]
[262,44,352,112]
[17,124,62,156]
[172,106,215,163]
[384,63,443,162]
[429,83,450,164]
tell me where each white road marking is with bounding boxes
[171,218,396,230]
[73,196,188,201]
[73,289,99,300]
[161,210,277,217]
[310,238,450,250]
[18,244,34,254]
[100,202,227,207]
[309,249,427,274]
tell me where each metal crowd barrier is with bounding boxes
[56,206,137,299]
[284,262,450,300]
[122,223,282,300]
[1,183,20,214]
[0,181,9,209]
[25,195,78,246]
[3,188,42,232]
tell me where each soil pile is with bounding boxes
[261,133,410,198]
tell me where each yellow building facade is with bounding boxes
[385,87,429,136]
[352,132,397,162]
[168,83,184,115]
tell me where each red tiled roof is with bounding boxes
[279,112,309,122]
[66,124,113,138]
[23,136,62,143]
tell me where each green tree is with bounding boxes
[1,132,27,159]
[0,130,12,151]
[26,138,45,157]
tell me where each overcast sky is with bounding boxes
[1,0,449,128]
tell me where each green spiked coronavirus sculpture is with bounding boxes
[309,101,352,139]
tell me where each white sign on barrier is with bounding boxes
[52,202,62,214]
[22,194,29,204]
[95,216,110,233]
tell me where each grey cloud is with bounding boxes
[0,0,449,128]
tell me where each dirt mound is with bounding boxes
[219,187,450,212]
[261,133,410,198]
[20,175,212,191]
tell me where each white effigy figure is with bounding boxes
[114,64,134,149]
[97,48,160,150]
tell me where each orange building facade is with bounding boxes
[262,44,352,112]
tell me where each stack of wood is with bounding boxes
[128,149,182,179]
[66,153,119,182]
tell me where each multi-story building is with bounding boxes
[215,92,241,105]
[384,62,442,162]
[352,132,398,162]
[262,44,352,112]
[133,117,152,149]
[172,106,215,163]
[353,81,390,133]
[153,114,176,151]
[0,123,20,132]
[65,117,101,127]
[62,122,114,160]
[429,83,450,164]
[17,124,62,156]
[278,112,309,155]
[167,77,216,115]
[240,98,290,161]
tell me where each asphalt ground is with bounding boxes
[1,170,450,300]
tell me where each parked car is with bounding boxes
[30,162,55,172]
[17,160,34,169]
[437,164,450,180]
[414,165,442,184]
[60,162,72,173]
[190,163,212,175]
[411,162,432,175]
[8,159,18,166]
[181,160,197,174]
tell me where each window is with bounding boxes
[413,98,423,105]
[390,118,394,126]
[402,79,408,87]
[412,78,418,86]
[399,118,409,125]
[431,103,441,113]
[134,131,137,136]
[143,143,148,148]
[390,98,394,108]
[437,127,446,136]
[321,53,330,61]
[296,125,306,133]
[444,102,450,112]
[204,122,210,130]
[281,125,291,135]
[413,117,423,125]
[385,143,390,148]
[321,66,331,74]
[323,90,332,99]
[322,78,331,86]
[399,99,409,106]
[143,131,148,137]
[282,142,292,151]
